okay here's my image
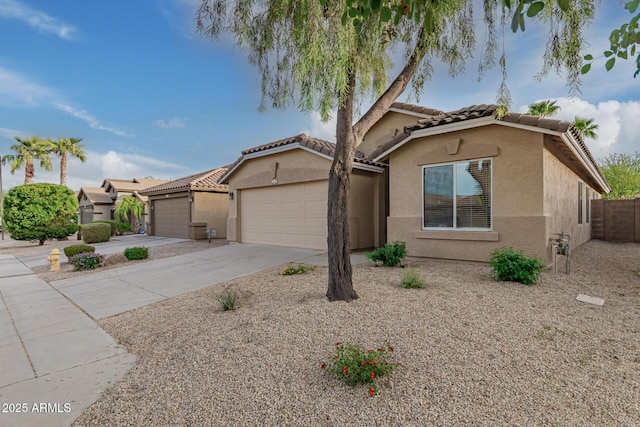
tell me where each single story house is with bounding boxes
[140,168,229,240]
[369,104,610,262]
[77,177,168,226]
[219,134,386,250]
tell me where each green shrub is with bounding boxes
[93,220,117,236]
[401,268,426,289]
[117,221,131,233]
[322,342,400,397]
[124,247,148,260]
[216,289,238,311]
[82,223,111,244]
[69,252,105,271]
[280,263,315,275]
[488,247,546,285]
[366,241,407,267]
[63,244,95,261]
[2,183,79,245]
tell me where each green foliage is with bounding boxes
[488,247,546,285]
[322,342,400,396]
[124,247,149,261]
[117,221,131,233]
[1,136,52,184]
[216,289,238,311]
[2,184,79,245]
[573,116,599,140]
[63,244,96,261]
[114,196,145,232]
[93,220,117,236]
[367,241,407,267]
[82,222,111,244]
[599,152,640,199]
[280,264,315,275]
[526,99,560,118]
[401,267,426,289]
[69,252,105,271]
[582,0,640,78]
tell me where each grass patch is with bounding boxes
[280,264,315,275]
[401,267,426,289]
[216,289,238,311]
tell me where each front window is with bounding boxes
[423,159,492,230]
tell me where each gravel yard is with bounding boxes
[70,240,639,426]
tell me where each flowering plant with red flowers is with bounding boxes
[321,341,399,396]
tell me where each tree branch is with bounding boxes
[353,28,428,141]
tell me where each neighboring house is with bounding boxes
[219,134,386,250]
[77,177,168,227]
[140,168,229,239]
[369,104,610,262]
[77,187,115,224]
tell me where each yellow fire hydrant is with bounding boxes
[47,248,60,272]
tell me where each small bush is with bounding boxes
[323,342,400,397]
[280,264,315,275]
[117,222,131,233]
[63,244,95,261]
[401,268,426,289]
[93,220,117,236]
[69,252,105,271]
[216,289,238,311]
[488,247,546,285]
[366,241,407,267]
[82,223,111,244]
[124,247,149,260]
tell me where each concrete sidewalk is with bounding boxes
[0,243,324,426]
[0,255,134,427]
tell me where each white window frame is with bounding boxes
[422,158,493,231]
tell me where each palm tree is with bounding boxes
[1,136,52,184]
[47,137,86,186]
[114,195,145,232]
[527,100,561,118]
[573,116,599,140]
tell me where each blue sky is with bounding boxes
[1,0,638,191]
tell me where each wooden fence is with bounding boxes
[591,198,640,243]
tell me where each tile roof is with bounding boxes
[220,133,385,183]
[369,103,608,193]
[140,168,229,195]
[102,178,169,193]
[78,187,114,204]
[389,102,445,117]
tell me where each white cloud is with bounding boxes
[0,0,77,40]
[0,126,27,140]
[301,111,336,142]
[1,149,189,191]
[517,97,640,160]
[0,67,56,106]
[51,102,132,137]
[153,117,186,129]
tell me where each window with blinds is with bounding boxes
[423,159,492,230]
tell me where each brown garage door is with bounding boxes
[153,197,189,238]
[240,181,327,249]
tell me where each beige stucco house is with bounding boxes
[140,168,229,240]
[368,104,610,262]
[219,134,386,250]
[77,177,167,226]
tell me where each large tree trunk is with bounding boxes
[60,153,67,186]
[326,71,358,302]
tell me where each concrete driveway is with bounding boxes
[0,243,322,426]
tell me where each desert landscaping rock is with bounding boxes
[70,240,639,426]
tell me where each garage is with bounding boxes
[240,181,327,249]
[152,196,190,238]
